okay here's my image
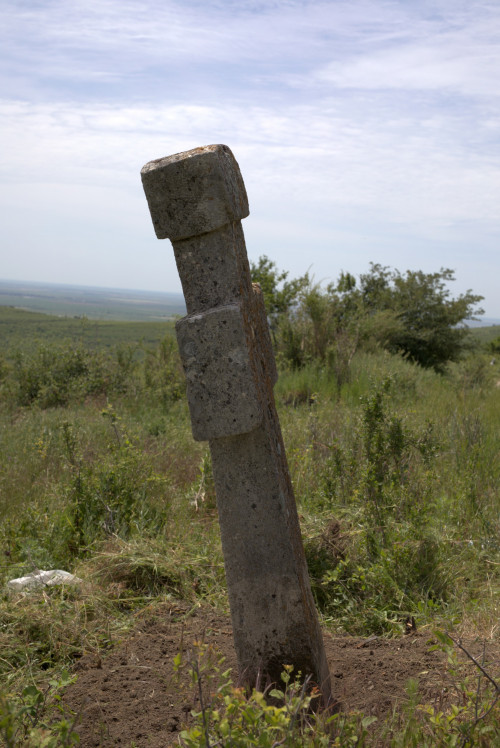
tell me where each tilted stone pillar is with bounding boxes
[141,145,332,706]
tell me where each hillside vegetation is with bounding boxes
[0,280,185,321]
[0,264,499,745]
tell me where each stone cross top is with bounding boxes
[141,145,332,706]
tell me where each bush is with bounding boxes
[9,344,112,407]
[251,257,484,374]
[175,645,373,747]
[143,335,185,406]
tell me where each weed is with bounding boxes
[174,644,374,747]
[380,632,500,746]
[0,310,499,745]
[0,670,79,747]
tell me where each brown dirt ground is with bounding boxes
[62,602,498,747]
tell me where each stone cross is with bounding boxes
[141,144,333,706]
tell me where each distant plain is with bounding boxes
[0,279,186,322]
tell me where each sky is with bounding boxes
[1,0,499,317]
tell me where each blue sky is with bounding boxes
[1,0,499,316]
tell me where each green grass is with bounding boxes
[0,305,178,354]
[0,312,499,745]
[468,323,500,347]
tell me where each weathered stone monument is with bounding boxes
[141,144,332,706]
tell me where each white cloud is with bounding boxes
[2,96,499,227]
[314,37,500,98]
[0,0,499,313]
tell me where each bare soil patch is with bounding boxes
[62,602,494,747]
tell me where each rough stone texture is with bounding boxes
[141,144,333,707]
[141,145,249,241]
[210,424,330,691]
[176,304,262,441]
[173,222,249,315]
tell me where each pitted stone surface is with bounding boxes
[176,304,262,440]
[141,145,249,241]
[173,223,247,314]
[141,144,333,708]
[210,419,329,690]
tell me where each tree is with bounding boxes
[250,255,309,318]
[251,256,484,374]
[250,256,310,361]
[358,265,484,372]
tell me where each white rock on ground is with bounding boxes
[7,570,83,591]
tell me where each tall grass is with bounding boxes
[0,326,499,744]
[276,351,499,636]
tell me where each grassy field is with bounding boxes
[0,309,499,745]
[0,306,177,353]
[0,279,186,321]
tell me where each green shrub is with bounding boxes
[9,344,111,407]
[143,335,185,406]
[0,671,79,747]
[175,645,374,747]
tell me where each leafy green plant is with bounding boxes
[174,644,374,747]
[10,344,108,408]
[380,633,500,747]
[487,336,500,354]
[250,254,309,331]
[143,335,185,406]
[0,670,79,747]
[191,449,216,512]
[63,413,170,557]
[251,257,484,373]
[0,289,499,747]
[427,632,500,746]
